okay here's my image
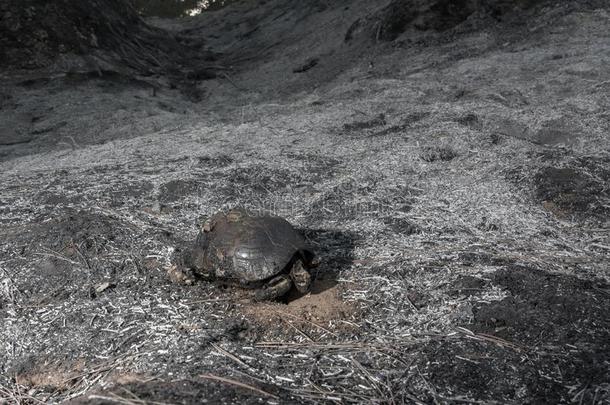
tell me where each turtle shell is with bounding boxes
[193,208,313,282]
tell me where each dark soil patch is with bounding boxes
[454,113,482,130]
[420,145,457,162]
[448,275,489,297]
[370,111,430,137]
[108,181,154,208]
[457,251,514,267]
[196,154,234,168]
[158,179,204,203]
[41,211,134,257]
[420,339,529,402]
[300,228,358,272]
[534,117,583,146]
[420,266,610,403]
[382,217,420,235]
[343,113,386,132]
[493,117,533,143]
[36,191,81,207]
[401,111,431,126]
[494,116,584,146]
[7,210,142,304]
[534,164,609,219]
[406,288,432,309]
[473,266,609,346]
[444,265,609,403]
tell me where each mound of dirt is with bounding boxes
[13,357,85,392]
[243,278,357,327]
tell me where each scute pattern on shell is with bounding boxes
[194,208,313,282]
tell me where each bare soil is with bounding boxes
[1,0,609,403]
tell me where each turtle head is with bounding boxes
[186,229,211,273]
[299,249,319,268]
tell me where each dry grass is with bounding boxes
[1,1,610,404]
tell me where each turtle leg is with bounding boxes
[289,260,312,294]
[202,210,225,232]
[255,274,292,301]
[167,265,196,285]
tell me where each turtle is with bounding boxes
[184,207,318,301]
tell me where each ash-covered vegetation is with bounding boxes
[1,0,609,403]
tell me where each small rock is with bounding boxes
[95,281,115,293]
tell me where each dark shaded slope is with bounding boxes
[0,0,217,78]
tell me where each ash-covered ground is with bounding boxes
[1,1,609,403]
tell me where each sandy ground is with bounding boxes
[1,1,609,403]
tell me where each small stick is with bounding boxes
[284,320,315,342]
[273,310,338,337]
[210,343,252,370]
[118,387,173,405]
[34,251,80,266]
[199,374,279,399]
[181,298,234,305]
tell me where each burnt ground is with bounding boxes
[1,0,610,403]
